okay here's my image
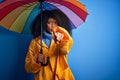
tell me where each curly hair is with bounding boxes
[32,9,73,38]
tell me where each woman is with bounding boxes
[25,10,74,80]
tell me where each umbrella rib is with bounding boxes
[5,7,27,30]
[43,2,77,28]
[21,3,39,34]
[45,2,84,27]
[8,3,37,33]
[46,0,88,22]
[8,7,27,31]
[20,2,38,10]
[43,2,57,10]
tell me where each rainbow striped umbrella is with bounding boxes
[0,0,88,34]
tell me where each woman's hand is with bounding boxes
[52,31,64,44]
[37,53,45,63]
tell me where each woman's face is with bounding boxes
[46,17,58,33]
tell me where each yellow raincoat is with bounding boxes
[25,27,74,80]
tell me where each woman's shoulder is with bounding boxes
[30,36,40,44]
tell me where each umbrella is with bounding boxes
[0,0,88,34]
[0,0,88,66]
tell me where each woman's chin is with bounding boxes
[46,30,52,34]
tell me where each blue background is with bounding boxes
[0,0,120,80]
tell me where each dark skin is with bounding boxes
[37,17,64,63]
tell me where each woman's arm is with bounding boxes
[59,36,73,55]
[25,39,41,74]
[53,27,73,55]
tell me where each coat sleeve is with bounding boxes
[59,36,73,55]
[55,27,73,55]
[25,39,41,74]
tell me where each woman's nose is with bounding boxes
[51,23,56,27]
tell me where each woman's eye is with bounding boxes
[47,21,51,24]
[54,22,57,25]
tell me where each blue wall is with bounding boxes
[0,27,34,80]
[68,0,120,80]
[0,0,120,80]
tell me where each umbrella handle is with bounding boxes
[40,56,50,66]
[40,49,50,66]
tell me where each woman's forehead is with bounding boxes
[48,17,57,22]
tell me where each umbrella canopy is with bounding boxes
[0,0,88,34]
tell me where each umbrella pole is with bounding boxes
[39,0,50,66]
[39,0,43,54]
